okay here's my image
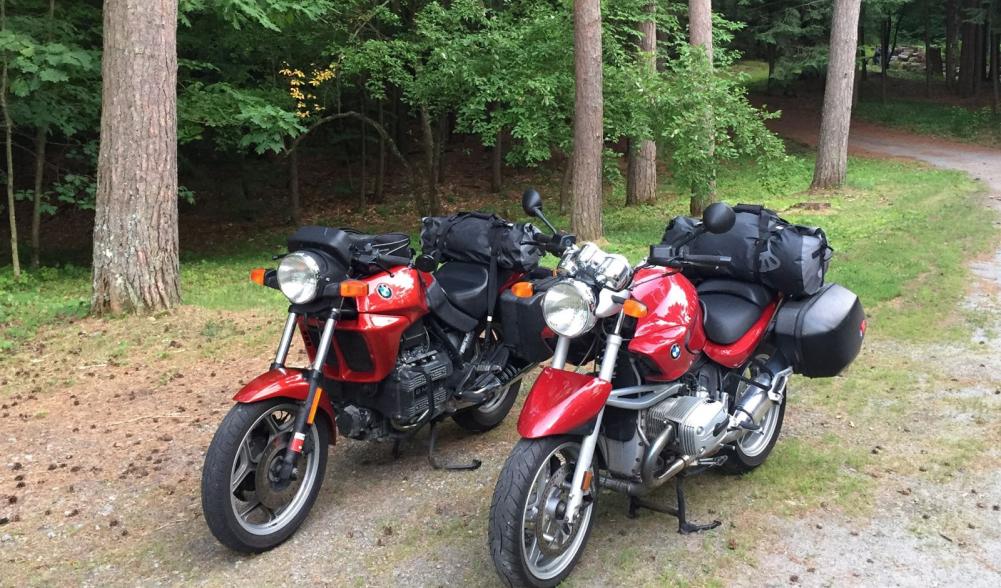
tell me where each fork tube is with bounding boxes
[271,312,299,369]
[551,335,571,370]
[277,314,336,484]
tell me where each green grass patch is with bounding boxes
[855,99,1001,147]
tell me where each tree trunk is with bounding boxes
[959,0,980,98]
[925,0,932,97]
[376,99,386,202]
[419,107,439,216]
[570,0,603,241]
[435,114,448,186]
[947,0,959,90]
[880,16,891,103]
[766,43,777,95]
[31,126,46,268]
[91,0,180,314]
[1,0,20,279]
[288,148,301,225]
[626,2,657,207]
[689,0,715,216]
[993,31,1000,116]
[559,151,573,215]
[359,91,368,209]
[853,5,864,107]
[812,0,862,191]
[491,129,503,193]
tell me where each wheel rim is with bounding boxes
[520,441,594,581]
[228,403,322,535]
[477,382,515,413]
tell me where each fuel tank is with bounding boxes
[627,268,707,381]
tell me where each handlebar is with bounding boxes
[534,231,576,257]
[647,244,731,270]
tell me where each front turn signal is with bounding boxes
[250,268,266,286]
[511,281,534,298]
[340,280,369,298]
[623,299,648,318]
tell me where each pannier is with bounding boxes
[421,212,544,272]
[662,204,832,298]
[773,283,865,378]
[498,274,597,365]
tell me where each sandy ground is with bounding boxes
[3,115,1001,587]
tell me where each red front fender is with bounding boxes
[517,368,612,438]
[232,369,337,444]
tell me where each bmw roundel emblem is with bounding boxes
[377,284,393,299]
[670,344,681,359]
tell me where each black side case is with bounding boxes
[774,283,865,378]
[498,275,558,363]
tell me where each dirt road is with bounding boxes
[3,116,1001,587]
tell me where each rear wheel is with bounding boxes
[489,437,596,587]
[201,400,329,552]
[722,355,787,474]
[452,380,521,433]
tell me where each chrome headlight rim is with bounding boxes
[542,279,597,338]
[277,251,322,304]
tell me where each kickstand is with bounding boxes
[626,476,721,535]
[428,420,481,471]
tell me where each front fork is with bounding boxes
[558,312,626,523]
[275,311,336,485]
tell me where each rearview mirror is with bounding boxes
[522,189,543,218]
[702,202,735,234]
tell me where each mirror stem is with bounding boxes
[534,209,559,234]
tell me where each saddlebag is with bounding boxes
[498,275,558,363]
[662,204,832,298]
[420,213,544,272]
[773,283,865,378]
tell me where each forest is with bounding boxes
[2,0,998,306]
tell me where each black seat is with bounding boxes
[697,279,774,345]
[433,262,490,319]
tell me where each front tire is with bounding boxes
[489,436,596,587]
[201,399,329,552]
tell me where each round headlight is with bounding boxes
[277,252,321,303]
[542,280,597,338]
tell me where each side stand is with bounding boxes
[428,420,481,471]
[627,476,721,534]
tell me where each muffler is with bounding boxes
[725,357,792,443]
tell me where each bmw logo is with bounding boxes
[377,284,392,299]
[670,344,681,359]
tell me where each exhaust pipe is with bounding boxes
[725,356,792,444]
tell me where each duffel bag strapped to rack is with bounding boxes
[661,204,833,298]
[420,212,544,272]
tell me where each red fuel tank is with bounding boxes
[627,268,706,382]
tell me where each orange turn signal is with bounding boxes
[511,281,534,298]
[340,280,369,298]
[623,299,648,318]
[250,268,266,286]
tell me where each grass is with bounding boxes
[1,150,996,352]
[855,99,1001,147]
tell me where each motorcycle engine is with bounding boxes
[382,324,453,428]
[645,395,729,459]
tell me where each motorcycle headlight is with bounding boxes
[542,280,597,338]
[277,252,321,304]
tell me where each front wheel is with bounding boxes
[201,399,329,552]
[489,436,597,588]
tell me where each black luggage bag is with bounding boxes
[662,204,832,298]
[421,212,543,272]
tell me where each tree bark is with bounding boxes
[1,0,20,279]
[559,151,573,215]
[925,0,932,97]
[626,2,657,207]
[812,0,862,191]
[359,91,367,209]
[570,0,603,241]
[375,99,386,202]
[689,0,715,216]
[880,16,891,103]
[288,148,301,225]
[946,0,959,90]
[491,129,503,193]
[853,5,864,107]
[91,0,180,314]
[419,107,439,216]
[959,0,980,98]
[31,126,46,268]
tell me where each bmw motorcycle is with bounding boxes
[488,196,866,587]
[201,211,556,553]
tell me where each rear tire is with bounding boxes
[722,384,786,475]
[201,400,329,552]
[489,436,596,587]
[452,380,521,433]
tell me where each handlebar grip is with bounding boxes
[684,254,732,266]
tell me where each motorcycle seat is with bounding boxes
[433,261,491,320]
[697,279,774,345]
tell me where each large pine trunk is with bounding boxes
[626,3,657,207]
[958,0,980,98]
[91,0,180,314]
[570,0,603,241]
[688,0,715,216]
[946,0,959,90]
[812,0,862,190]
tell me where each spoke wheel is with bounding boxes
[202,399,329,552]
[490,437,596,587]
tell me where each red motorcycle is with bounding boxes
[201,211,557,553]
[489,197,865,587]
